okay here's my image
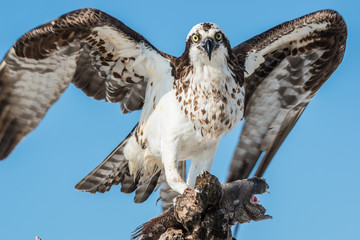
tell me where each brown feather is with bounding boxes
[255,107,306,177]
[134,170,161,203]
[0,8,175,160]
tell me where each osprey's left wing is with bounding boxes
[227,10,347,182]
[0,8,174,160]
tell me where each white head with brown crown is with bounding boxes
[185,22,232,67]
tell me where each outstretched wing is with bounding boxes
[0,8,173,160]
[227,10,347,182]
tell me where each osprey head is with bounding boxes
[186,23,230,64]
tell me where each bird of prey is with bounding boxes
[0,9,347,204]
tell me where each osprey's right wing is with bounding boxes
[0,8,174,160]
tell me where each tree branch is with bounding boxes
[133,172,271,239]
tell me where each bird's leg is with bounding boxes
[187,155,215,187]
[161,139,188,194]
[187,144,218,187]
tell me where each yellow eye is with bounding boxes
[215,32,222,41]
[192,34,199,42]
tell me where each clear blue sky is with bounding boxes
[0,1,359,239]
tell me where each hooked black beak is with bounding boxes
[202,38,215,61]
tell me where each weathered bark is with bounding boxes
[133,172,271,240]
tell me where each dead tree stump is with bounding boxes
[133,172,271,240]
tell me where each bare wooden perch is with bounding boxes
[133,172,271,239]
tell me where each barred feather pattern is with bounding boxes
[75,125,139,194]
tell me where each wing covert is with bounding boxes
[227,10,347,182]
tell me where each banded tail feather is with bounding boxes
[75,125,139,194]
[75,124,162,203]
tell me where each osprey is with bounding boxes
[0,9,347,204]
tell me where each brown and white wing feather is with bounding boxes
[227,10,347,182]
[0,8,173,160]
